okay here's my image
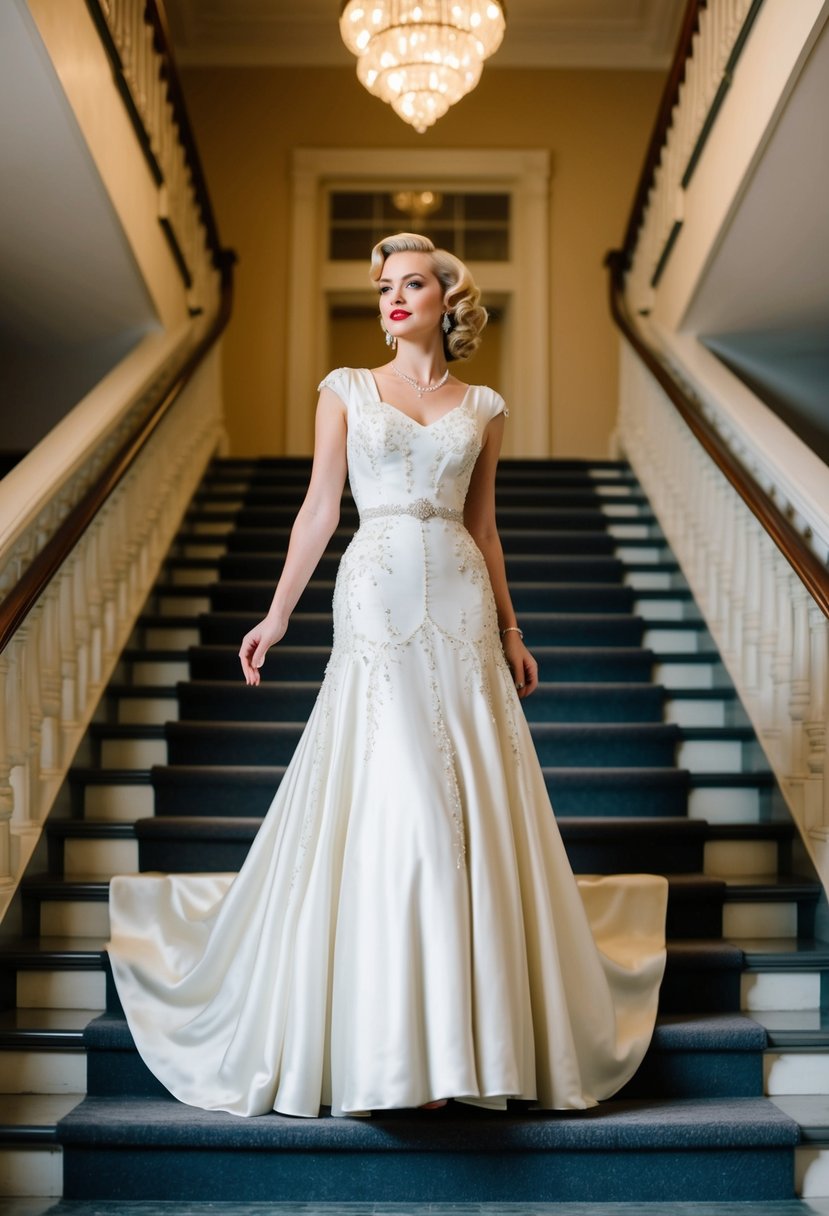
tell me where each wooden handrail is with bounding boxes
[0,0,237,654]
[606,251,829,618]
[620,0,705,267]
[610,0,827,617]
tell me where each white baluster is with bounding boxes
[86,521,104,688]
[741,518,762,692]
[72,543,91,713]
[7,631,30,827]
[40,585,62,774]
[25,606,44,822]
[59,568,78,727]
[0,653,14,889]
[789,580,812,782]
[757,541,778,722]
[803,607,828,833]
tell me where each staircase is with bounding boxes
[2,455,828,1204]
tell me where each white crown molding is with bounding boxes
[166,0,684,71]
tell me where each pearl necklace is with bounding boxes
[391,365,450,398]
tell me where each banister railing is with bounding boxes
[608,0,829,887]
[0,0,234,915]
[0,258,233,657]
[622,0,765,304]
[86,0,226,306]
[619,0,705,267]
[607,254,829,619]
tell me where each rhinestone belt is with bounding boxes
[360,498,463,524]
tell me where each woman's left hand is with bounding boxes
[502,632,538,699]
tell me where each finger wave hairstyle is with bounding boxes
[369,232,488,362]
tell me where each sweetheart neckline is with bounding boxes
[366,370,473,430]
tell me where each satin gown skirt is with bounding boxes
[108,368,668,1118]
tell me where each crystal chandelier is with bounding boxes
[339,1,506,134]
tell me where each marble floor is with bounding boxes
[5,1202,829,1216]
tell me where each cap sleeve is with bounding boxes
[318,367,351,406]
[486,388,509,421]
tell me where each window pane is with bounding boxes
[464,228,509,261]
[328,190,510,261]
[420,227,457,254]
[465,193,510,221]
[330,226,375,260]
[331,192,374,220]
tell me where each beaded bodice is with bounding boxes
[319,367,506,518]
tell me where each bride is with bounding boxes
[108,232,667,1118]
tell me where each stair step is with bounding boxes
[135,615,202,648]
[721,876,820,939]
[773,1094,829,1142]
[739,940,829,1013]
[0,1006,89,1093]
[198,552,635,585]
[219,526,623,556]
[174,679,669,725]
[88,724,167,769]
[0,1007,93,1047]
[0,1092,83,1139]
[22,876,111,938]
[620,1012,767,1098]
[0,1094,80,1199]
[664,688,744,727]
[766,1051,829,1096]
[105,685,179,725]
[643,620,716,654]
[186,643,659,684]
[148,762,769,820]
[688,772,776,823]
[158,718,770,777]
[70,767,154,821]
[45,820,138,878]
[116,650,191,685]
[196,610,648,647]
[201,579,640,616]
[82,1008,766,1103]
[56,1094,798,1202]
[654,652,727,688]
[194,487,650,510]
[752,1010,829,1049]
[0,939,107,1011]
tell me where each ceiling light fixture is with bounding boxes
[339,1,506,134]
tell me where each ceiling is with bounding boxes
[162,0,686,69]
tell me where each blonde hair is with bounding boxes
[369,232,487,362]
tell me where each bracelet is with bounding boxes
[500,626,523,639]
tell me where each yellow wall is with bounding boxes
[180,65,663,458]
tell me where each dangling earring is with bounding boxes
[442,312,452,334]
[380,317,397,349]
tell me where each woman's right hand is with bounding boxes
[239,615,288,686]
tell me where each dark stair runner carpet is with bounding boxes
[5,457,826,1203]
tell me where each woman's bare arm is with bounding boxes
[239,389,347,685]
[463,414,539,698]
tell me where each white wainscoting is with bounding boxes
[0,341,224,922]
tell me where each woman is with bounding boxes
[109,233,667,1119]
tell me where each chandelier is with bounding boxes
[339,1,506,134]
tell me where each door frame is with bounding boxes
[287,147,551,456]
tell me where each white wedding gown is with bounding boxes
[108,367,668,1118]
